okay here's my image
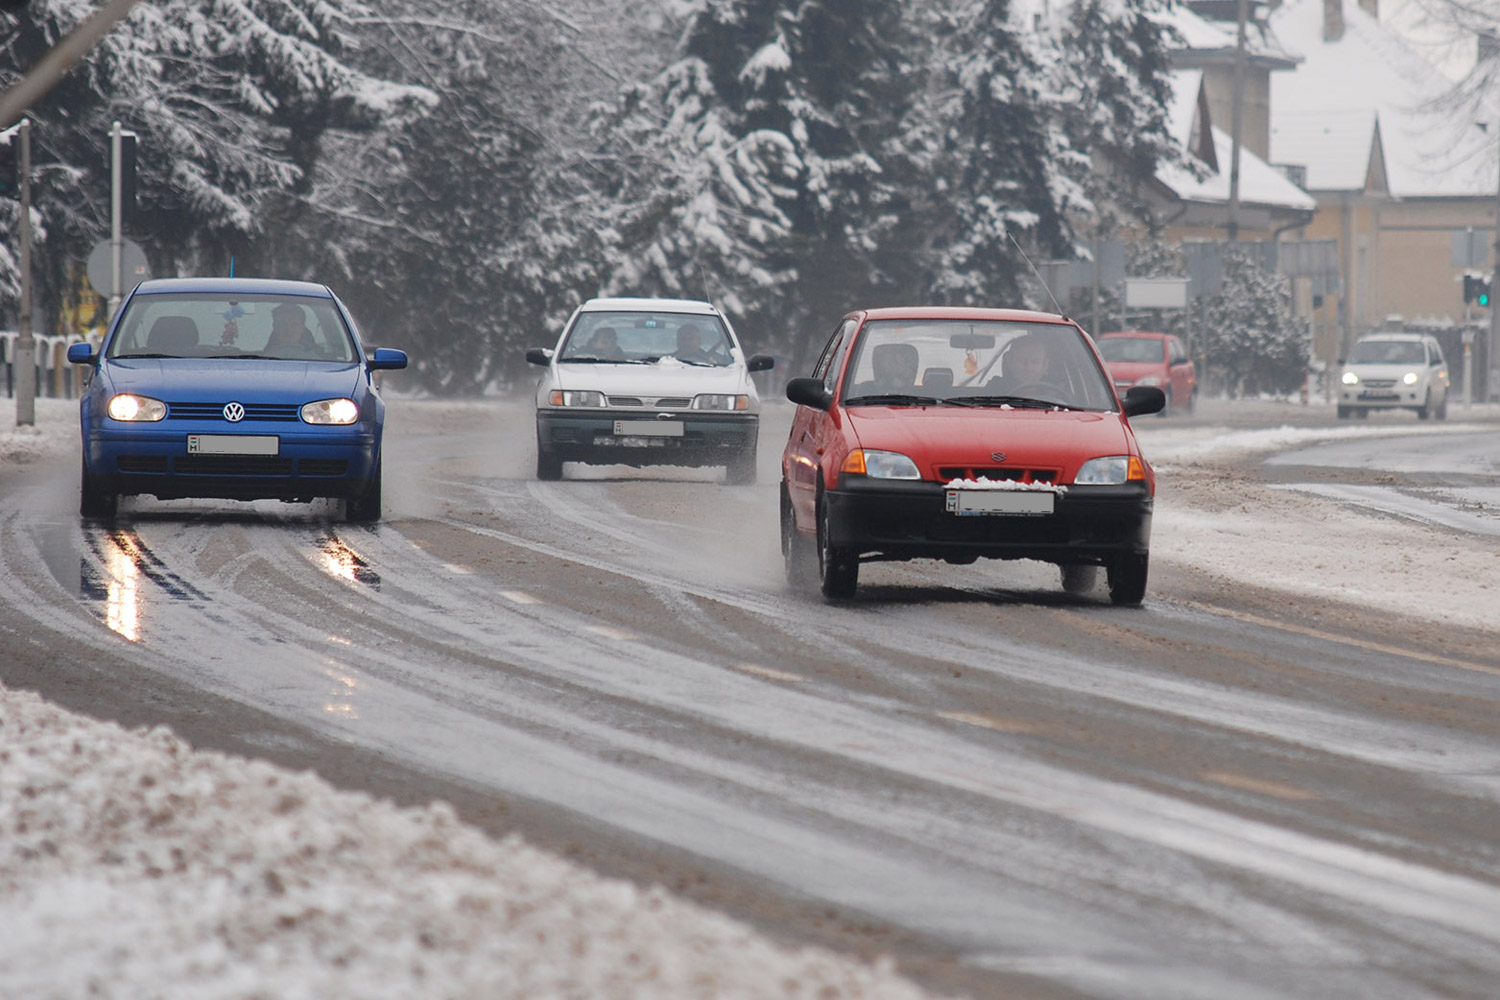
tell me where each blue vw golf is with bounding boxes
[67,277,408,522]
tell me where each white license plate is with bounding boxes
[613,420,684,437]
[945,490,1054,516]
[187,434,280,456]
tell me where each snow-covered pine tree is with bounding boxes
[1200,247,1307,396]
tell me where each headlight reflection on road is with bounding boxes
[317,535,381,588]
[323,666,360,719]
[101,535,141,642]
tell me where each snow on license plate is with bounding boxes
[187,434,279,455]
[945,489,1054,516]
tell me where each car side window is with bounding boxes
[811,319,854,385]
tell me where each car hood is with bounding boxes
[548,361,755,399]
[1104,360,1166,380]
[846,406,1135,478]
[102,359,365,400]
[1344,362,1428,378]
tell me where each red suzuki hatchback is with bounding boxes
[780,307,1165,603]
[1096,331,1196,416]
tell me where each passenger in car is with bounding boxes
[674,324,717,364]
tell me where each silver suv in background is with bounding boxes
[1338,332,1450,421]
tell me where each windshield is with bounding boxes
[107,293,358,362]
[558,311,735,367]
[1348,340,1425,365]
[1097,336,1165,364]
[841,319,1117,411]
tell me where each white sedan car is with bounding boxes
[525,298,774,483]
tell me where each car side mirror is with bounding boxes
[66,343,97,365]
[786,377,833,411]
[1122,385,1166,418]
[526,348,552,366]
[368,348,408,371]
[747,354,775,373]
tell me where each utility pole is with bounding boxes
[111,120,124,318]
[1491,139,1500,402]
[15,117,34,426]
[1227,0,1250,244]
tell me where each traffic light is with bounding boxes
[1466,274,1493,307]
[0,135,16,200]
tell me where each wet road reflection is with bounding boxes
[316,533,381,588]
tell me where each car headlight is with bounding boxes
[1134,375,1163,387]
[301,398,360,425]
[1341,371,1360,385]
[548,390,605,407]
[1075,455,1146,485]
[691,393,750,411]
[1402,371,1420,385]
[841,449,922,479]
[107,394,166,422]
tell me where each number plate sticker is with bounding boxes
[613,420,684,437]
[945,489,1054,516]
[187,434,279,455]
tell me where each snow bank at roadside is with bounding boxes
[0,687,930,1000]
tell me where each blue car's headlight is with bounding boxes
[301,398,360,425]
[107,394,166,422]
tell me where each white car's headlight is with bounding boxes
[1402,371,1420,385]
[1341,371,1360,385]
[842,449,922,480]
[301,398,360,425]
[548,390,605,407]
[1075,455,1147,485]
[692,393,750,411]
[107,394,166,422]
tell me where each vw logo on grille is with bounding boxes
[222,401,246,422]
[990,451,1007,462]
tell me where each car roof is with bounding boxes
[1356,332,1426,342]
[857,305,1074,324]
[580,297,721,315]
[131,277,335,299]
[1099,331,1170,338]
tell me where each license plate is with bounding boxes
[613,420,684,437]
[187,434,279,456]
[945,489,1054,516]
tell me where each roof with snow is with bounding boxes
[1270,108,1385,193]
[1267,0,1493,198]
[1156,2,1300,68]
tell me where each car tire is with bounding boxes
[79,464,116,520]
[1417,390,1432,420]
[780,482,817,590]
[816,489,858,600]
[1060,564,1098,595]
[726,444,757,485]
[1336,405,1350,420]
[344,458,382,523]
[1107,552,1148,606]
[536,448,563,481]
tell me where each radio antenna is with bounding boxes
[1007,230,1064,315]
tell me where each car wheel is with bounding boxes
[781,482,817,590]
[1417,390,1432,420]
[536,448,563,481]
[1060,564,1097,595]
[344,458,382,523]
[726,444,757,485]
[79,463,116,520]
[816,490,858,600]
[1336,405,1350,420]
[1107,552,1149,606]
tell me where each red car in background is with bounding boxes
[1096,332,1196,416]
[780,307,1165,604]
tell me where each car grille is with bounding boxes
[938,466,1061,484]
[607,396,693,408]
[166,401,302,422]
[176,455,293,476]
[117,455,169,473]
[1359,378,1397,389]
[299,459,349,477]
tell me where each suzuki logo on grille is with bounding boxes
[223,402,245,422]
[990,451,1007,462]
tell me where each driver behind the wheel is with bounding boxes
[993,334,1052,389]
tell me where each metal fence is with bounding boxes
[1,331,102,399]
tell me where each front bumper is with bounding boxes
[824,476,1152,564]
[84,422,381,501]
[1338,386,1428,408]
[536,409,758,468]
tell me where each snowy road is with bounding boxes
[4,396,1500,1000]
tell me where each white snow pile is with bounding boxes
[0,687,932,1000]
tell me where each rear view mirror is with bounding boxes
[747,354,775,373]
[66,343,97,365]
[950,333,995,350]
[1122,385,1166,418]
[368,348,408,371]
[525,348,552,366]
[786,377,833,411]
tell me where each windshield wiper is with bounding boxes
[843,393,942,407]
[112,352,178,359]
[944,394,1081,410]
[559,356,650,364]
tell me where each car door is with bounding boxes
[786,317,857,526]
[1426,338,1450,400]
